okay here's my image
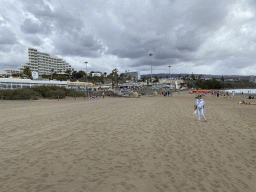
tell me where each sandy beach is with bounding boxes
[0,92,256,192]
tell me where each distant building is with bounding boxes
[249,76,254,82]
[201,77,212,80]
[158,79,186,90]
[1,48,72,76]
[123,71,140,80]
[91,71,102,77]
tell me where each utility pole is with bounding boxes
[84,62,88,82]
[168,65,171,79]
[149,53,153,82]
[84,62,88,98]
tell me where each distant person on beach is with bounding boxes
[195,95,206,122]
[248,95,255,99]
[102,92,105,99]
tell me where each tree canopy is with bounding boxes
[23,66,32,78]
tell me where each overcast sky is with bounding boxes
[1,0,256,75]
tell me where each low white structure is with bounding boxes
[0,78,67,90]
[91,71,102,77]
[67,81,93,91]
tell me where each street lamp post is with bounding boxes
[168,65,171,79]
[168,65,172,90]
[84,62,88,82]
[149,53,153,82]
[84,62,88,98]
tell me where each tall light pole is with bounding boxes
[168,65,171,79]
[84,62,88,82]
[149,53,153,82]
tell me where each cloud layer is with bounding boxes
[1,0,256,75]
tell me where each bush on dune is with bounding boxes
[44,90,66,99]
[65,89,85,97]
[0,86,86,100]
[0,89,41,100]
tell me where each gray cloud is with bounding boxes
[1,0,256,75]
[0,27,18,45]
[26,3,84,33]
[52,32,105,57]
[25,35,43,46]
[0,45,27,69]
[20,18,52,35]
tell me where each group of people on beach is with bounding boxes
[210,90,230,97]
[248,95,255,99]
[160,90,172,97]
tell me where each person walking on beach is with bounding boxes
[195,95,206,122]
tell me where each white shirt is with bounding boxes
[197,99,205,109]
[195,99,200,106]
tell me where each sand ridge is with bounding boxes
[0,92,256,192]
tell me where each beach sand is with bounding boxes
[0,92,256,192]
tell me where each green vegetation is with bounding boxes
[153,76,159,82]
[0,86,86,100]
[23,66,32,79]
[195,79,223,89]
[186,78,256,89]
[0,89,41,100]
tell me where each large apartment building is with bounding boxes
[1,48,72,76]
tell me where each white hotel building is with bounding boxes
[1,48,72,76]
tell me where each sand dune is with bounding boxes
[0,93,256,192]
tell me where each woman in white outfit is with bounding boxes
[195,95,206,122]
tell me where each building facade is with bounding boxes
[2,48,72,76]
[123,71,140,80]
[0,78,67,90]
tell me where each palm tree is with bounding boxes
[23,67,32,79]
[104,72,107,77]
[191,73,195,80]
[112,68,119,89]
[120,73,125,81]
[109,68,119,89]
[107,74,114,87]
[65,69,72,78]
